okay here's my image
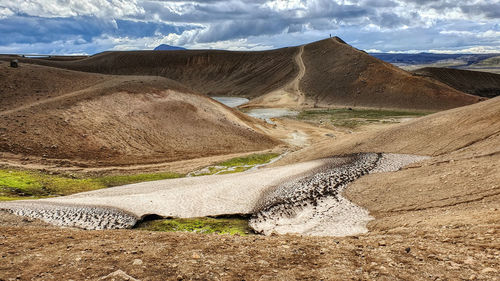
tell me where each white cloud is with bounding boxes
[0,7,13,18]
[0,0,144,18]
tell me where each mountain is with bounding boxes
[154,44,186,51]
[369,52,498,67]
[1,37,481,111]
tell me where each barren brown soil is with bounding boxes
[0,61,280,166]
[1,92,498,281]
[413,67,500,98]
[2,38,481,111]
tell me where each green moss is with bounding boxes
[218,166,251,174]
[0,170,104,199]
[189,153,280,176]
[0,154,277,201]
[0,169,184,201]
[297,108,431,129]
[218,153,280,167]
[137,217,253,235]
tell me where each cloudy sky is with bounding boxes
[1,0,500,54]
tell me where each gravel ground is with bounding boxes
[1,202,137,230]
[0,153,428,235]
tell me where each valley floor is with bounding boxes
[1,101,499,280]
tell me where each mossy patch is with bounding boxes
[189,153,280,176]
[0,170,104,199]
[136,217,253,235]
[0,169,184,201]
[218,153,280,167]
[297,108,431,129]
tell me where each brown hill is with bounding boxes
[0,61,280,166]
[413,67,500,98]
[277,96,500,165]
[296,38,481,110]
[2,37,480,111]
[1,47,299,99]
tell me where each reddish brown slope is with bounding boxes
[413,67,500,98]
[276,96,500,166]
[300,38,481,110]
[1,48,299,99]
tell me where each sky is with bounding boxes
[1,0,500,54]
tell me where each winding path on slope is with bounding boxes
[0,78,127,117]
[290,45,306,105]
[0,76,172,117]
[242,46,307,108]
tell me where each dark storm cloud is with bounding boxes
[0,14,192,46]
[461,2,500,19]
[0,15,110,44]
[196,19,290,42]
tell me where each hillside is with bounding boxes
[2,38,480,111]
[276,96,500,165]
[370,52,497,67]
[1,48,299,99]
[296,38,480,109]
[0,61,280,166]
[413,67,500,98]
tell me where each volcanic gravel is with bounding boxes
[1,202,137,230]
[249,153,429,236]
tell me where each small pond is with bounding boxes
[211,96,298,123]
[211,96,249,108]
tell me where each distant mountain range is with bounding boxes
[370,52,500,74]
[369,52,498,67]
[154,44,186,51]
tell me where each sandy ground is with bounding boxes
[0,116,498,280]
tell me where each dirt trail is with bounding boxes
[291,45,306,104]
[242,46,307,108]
[0,78,125,117]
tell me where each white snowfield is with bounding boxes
[0,153,428,236]
[49,159,326,217]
